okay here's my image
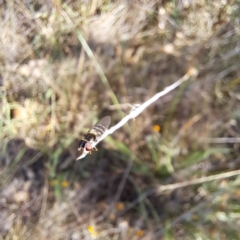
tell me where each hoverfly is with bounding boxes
[78,116,111,154]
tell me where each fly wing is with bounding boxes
[88,116,111,137]
[94,116,111,129]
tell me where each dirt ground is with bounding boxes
[1,1,240,239]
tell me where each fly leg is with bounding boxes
[92,146,98,151]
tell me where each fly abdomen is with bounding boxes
[90,124,106,136]
[88,116,111,138]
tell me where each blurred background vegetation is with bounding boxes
[0,0,240,239]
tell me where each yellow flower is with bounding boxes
[61,181,69,187]
[153,125,161,132]
[116,202,125,211]
[87,225,98,237]
[136,229,144,237]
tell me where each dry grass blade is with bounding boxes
[157,169,240,193]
